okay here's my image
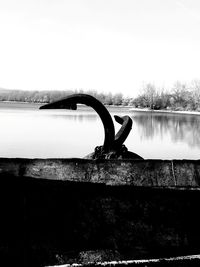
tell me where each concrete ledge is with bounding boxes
[1,158,200,266]
[0,158,200,187]
[47,254,200,267]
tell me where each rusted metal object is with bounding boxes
[114,115,133,148]
[40,94,115,153]
[40,94,143,159]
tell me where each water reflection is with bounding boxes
[51,114,97,122]
[132,112,200,149]
[0,105,200,159]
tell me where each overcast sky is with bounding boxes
[0,0,200,96]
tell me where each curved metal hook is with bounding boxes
[40,94,115,152]
[114,115,132,148]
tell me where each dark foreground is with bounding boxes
[0,158,200,267]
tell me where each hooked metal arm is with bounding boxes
[40,94,115,153]
[40,94,143,159]
[114,115,132,149]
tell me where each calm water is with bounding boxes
[0,102,200,159]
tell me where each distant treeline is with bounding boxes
[132,80,200,112]
[0,80,200,111]
[0,88,125,106]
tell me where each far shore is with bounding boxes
[1,100,200,116]
[129,107,200,116]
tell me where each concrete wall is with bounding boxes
[0,158,200,267]
[1,158,200,187]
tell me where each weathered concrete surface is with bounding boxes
[47,255,200,267]
[0,158,200,187]
[0,158,200,267]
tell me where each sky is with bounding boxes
[0,0,200,97]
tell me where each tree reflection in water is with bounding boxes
[132,112,200,148]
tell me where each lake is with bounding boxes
[0,101,200,159]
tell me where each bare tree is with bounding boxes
[191,79,200,110]
[142,83,157,109]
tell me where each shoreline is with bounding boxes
[1,100,200,116]
[129,107,200,116]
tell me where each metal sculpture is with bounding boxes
[40,94,143,159]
